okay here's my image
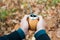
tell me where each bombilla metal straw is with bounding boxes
[28,2,34,17]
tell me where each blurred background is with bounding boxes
[0,0,60,40]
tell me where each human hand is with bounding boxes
[20,15,29,35]
[36,15,46,32]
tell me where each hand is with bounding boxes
[20,15,29,35]
[36,15,46,32]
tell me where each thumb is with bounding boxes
[38,15,43,21]
[21,15,29,21]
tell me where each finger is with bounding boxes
[38,15,43,21]
[21,15,29,21]
[23,15,29,20]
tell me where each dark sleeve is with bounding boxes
[34,30,51,40]
[0,36,7,40]
[0,28,25,40]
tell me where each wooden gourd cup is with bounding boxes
[28,14,39,31]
